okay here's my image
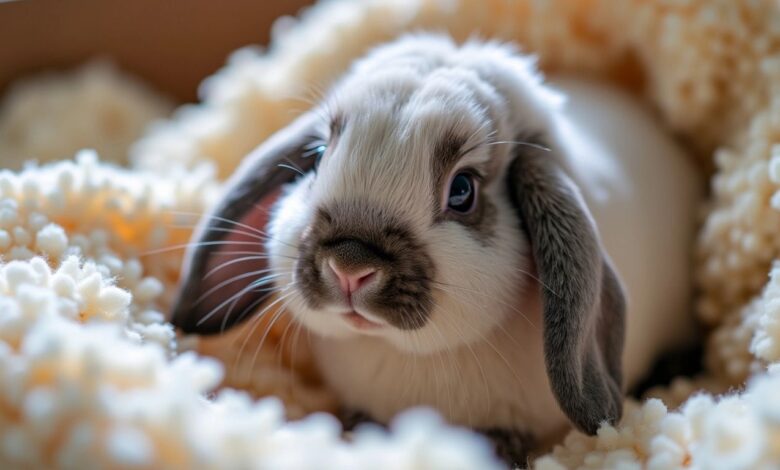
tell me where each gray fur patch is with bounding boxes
[296,201,435,330]
[432,130,468,182]
[506,137,626,435]
[430,128,499,242]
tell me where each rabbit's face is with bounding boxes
[172,35,626,434]
[267,66,532,353]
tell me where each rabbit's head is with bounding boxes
[172,35,626,434]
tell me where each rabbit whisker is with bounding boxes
[196,272,282,327]
[277,162,305,176]
[165,210,301,251]
[141,240,265,257]
[204,257,276,279]
[194,270,286,307]
[430,279,539,330]
[485,140,551,152]
[233,288,297,374]
[250,291,300,373]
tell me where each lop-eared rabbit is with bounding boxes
[172,35,702,465]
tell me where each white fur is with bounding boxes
[265,35,701,440]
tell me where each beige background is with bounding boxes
[0,0,313,102]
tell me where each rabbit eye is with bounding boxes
[313,144,327,168]
[447,172,477,213]
[303,141,328,170]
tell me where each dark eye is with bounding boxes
[313,144,327,168]
[304,141,328,170]
[447,172,477,213]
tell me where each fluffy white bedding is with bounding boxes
[1,0,779,468]
[0,62,172,171]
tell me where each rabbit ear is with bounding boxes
[171,111,321,335]
[506,141,626,434]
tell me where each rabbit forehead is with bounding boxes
[315,77,503,226]
[337,33,562,128]
[312,105,435,227]
[334,46,510,131]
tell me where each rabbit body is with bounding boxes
[172,36,702,450]
[310,75,701,440]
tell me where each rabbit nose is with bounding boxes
[327,259,377,296]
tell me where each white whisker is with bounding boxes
[194,270,284,307]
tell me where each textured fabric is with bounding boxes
[1,0,779,468]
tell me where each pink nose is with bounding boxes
[328,259,377,296]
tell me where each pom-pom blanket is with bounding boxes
[1,0,779,468]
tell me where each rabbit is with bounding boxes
[171,34,702,465]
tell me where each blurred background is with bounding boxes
[0,0,312,103]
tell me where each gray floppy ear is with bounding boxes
[506,142,626,435]
[170,111,321,335]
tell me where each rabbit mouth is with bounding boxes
[341,310,387,331]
